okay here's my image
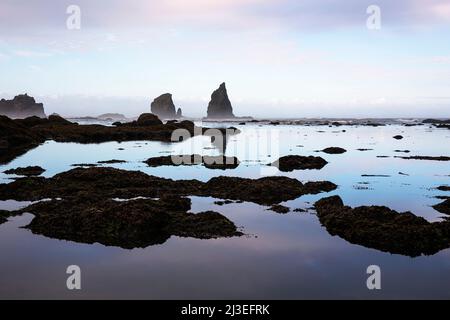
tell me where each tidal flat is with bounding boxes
[0,119,450,299]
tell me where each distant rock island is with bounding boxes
[97,113,127,121]
[0,94,46,119]
[206,83,235,119]
[151,93,181,119]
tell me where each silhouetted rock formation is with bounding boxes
[206,83,235,119]
[0,94,46,119]
[151,93,176,119]
[176,108,182,118]
[98,113,127,121]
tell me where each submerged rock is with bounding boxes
[151,93,176,119]
[315,196,450,257]
[271,155,328,172]
[0,94,46,119]
[4,166,45,176]
[437,186,450,192]
[393,135,404,140]
[206,83,235,119]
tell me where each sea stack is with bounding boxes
[176,108,182,118]
[206,83,235,119]
[150,93,176,119]
[0,94,46,119]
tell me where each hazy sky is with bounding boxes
[1,0,450,118]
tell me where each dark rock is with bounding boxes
[361,174,391,177]
[321,147,347,154]
[437,186,450,192]
[14,196,241,249]
[423,119,450,124]
[144,154,240,170]
[271,155,328,172]
[394,150,410,153]
[151,93,176,119]
[203,156,240,170]
[206,83,235,119]
[396,156,450,161]
[176,108,182,118]
[48,114,72,125]
[0,166,338,247]
[4,166,45,176]
[214,200,234,206]
[71,163,98,167]
[315,195,450,257]
[136,113,163,126]
[0,94,46,119]
[0,166,336,206]
[393,135,404,140]
[433,199,450,215]
[97,159,126,164]
[268,204,290,214]
[356,148,373,151]
[0,115,45,164]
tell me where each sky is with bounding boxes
[0,0,450,118]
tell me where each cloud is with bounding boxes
[13,50,53,57]
[1,0,450,36]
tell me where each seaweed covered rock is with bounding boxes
[321,147,347,154]
[15,196,241,249]
[144,154,240,170]
[136,113,163,126]
[433,199,450,215]
[314,195,450,257]
[4,166,45,176]
[271,155,328,172]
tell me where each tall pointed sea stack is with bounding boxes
[151,93,176,119]
[206,83,235,119]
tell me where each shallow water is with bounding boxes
[1,123,450,299]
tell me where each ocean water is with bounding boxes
[0,123,449,299]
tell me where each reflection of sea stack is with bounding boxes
[151,93,177,119]
[206,83,235,119]
[0,94,46,119]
